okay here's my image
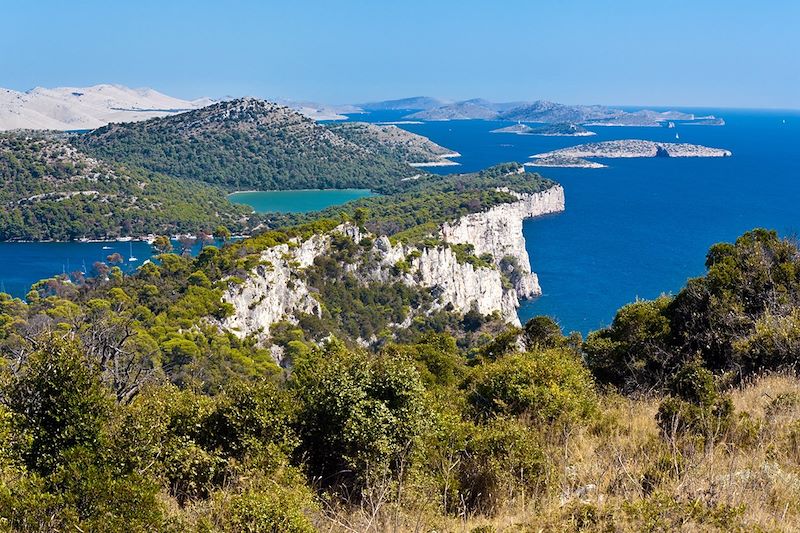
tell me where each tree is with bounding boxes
[353,207,370,228]
[7,336,111,476]
[106,252,123,264]
[152,235,173,254]
[179,235,197,256]
[291,341,425,491]
[214,225,232,243]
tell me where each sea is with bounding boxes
[2,108,798,335]
[352,108,800,334]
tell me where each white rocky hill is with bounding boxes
[0,84,212,131]
[0,84,356,131]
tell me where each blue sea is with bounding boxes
[2,108,798,335]
[354,108,800,334]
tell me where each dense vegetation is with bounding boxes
[1,228,800,530]
[74,99,418,193]
[272,163,555,244]
[1,100,475,241]
[327,121,454,164]
[0,134,252,241]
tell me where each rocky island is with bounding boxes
[400,98,726,127]
[491,122,596,136]
[525,155,607,168]
[531,139,732,166]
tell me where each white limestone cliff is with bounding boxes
[222,185,565,341]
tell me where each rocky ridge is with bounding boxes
[222,185,565,344]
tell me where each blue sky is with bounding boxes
[2,0,798,108]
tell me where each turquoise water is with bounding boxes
[229,189,374,213]
[353,109,800,334]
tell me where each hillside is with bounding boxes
[328,121,458,164]
[0,84,212,131]
[360,96,448,111]
[74,98,418,192]
[405,98,722,126]
[532,139,732,161]
[0,133,251,240]
[491,122,595,136]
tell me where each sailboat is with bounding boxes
[675,133,680,140]
[128,242,138,262]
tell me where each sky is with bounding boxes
[1,0,798,108]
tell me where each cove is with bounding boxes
[229,189,374,213]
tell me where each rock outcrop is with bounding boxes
[222,185,566,341]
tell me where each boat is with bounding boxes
[675,133,680,140]
[102,245,113,250]
[128,242,138,262]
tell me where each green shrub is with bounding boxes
[467,349,596,424]
[291,341,426,492]
[656,362,734,444]
[583,296,674,393]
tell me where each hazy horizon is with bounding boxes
[3,0,799,109]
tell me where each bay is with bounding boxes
[229,189,374,213]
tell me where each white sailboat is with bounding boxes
[128,242,138,262]
[675,133,680,140]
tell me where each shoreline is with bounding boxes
[408,152,462,167]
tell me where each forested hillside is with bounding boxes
[0,213,799,530]
[74,98,419,192]
[0,133,251,240]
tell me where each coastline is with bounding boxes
[409,152,462,167]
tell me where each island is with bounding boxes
[525,155,607,168]
[401,98,726,127]
[491,122,596,136]
[531,139,732,166]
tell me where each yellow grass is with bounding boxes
[316,373,800,532]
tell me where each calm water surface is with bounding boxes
[229,189,374,213]
[354,109,800,334]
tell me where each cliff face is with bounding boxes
[222,185,565,341]
[441,186,565,301]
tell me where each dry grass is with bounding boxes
[316,373,800,532]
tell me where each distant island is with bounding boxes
[525,155,607,168]
[492,122,596,136]
[399,98,725,127]
[531,139,732,167]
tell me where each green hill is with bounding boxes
[74,98,419,192]
[0,133,251,241]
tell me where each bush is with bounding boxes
[291,341,426,492]
[584,296,674,393]
[457,417,545,515]
[656,362,734,445]
[522,316,563,349]
[467,349,596,424]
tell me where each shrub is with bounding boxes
[458,417,545,515]
[584,296,674,393]
[291,341,426,492]
[467,349,596,424]
[656,362,734,444]
[522,316,563,350]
